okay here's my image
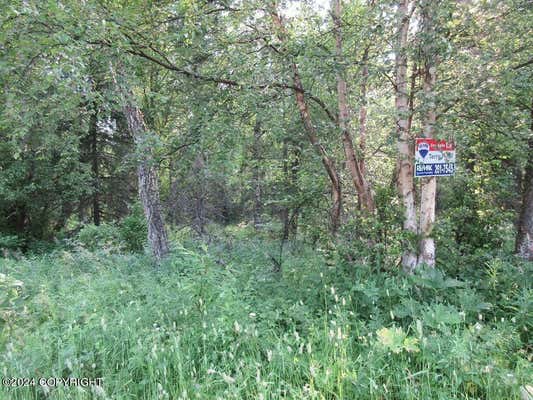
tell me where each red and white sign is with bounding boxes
[415,138,455,177]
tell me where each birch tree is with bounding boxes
[332,0,375,213]
[395,0,417,271]
[417,0,439,268]
[516,100,533,260]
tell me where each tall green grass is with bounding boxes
[0,233,531,399]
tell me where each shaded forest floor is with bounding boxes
[1,226,532,399]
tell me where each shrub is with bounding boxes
[337,185,404,269]
[118,204,147,253]
[0,234,24,252]
[0,272,25,346]
[77,223,122,251]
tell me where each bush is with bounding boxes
[77,205,148,253]
[0,272,25,347]
[77,223,122,251]
[337,185,404,269]
[0,234,24,252]
[118,204,147,253]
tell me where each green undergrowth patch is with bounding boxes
[0,234,531,399]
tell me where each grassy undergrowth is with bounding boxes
[0,230,531,399]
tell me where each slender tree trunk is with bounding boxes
[407,62,418,136]
[418,65,437,267]
[253,120,263,230]
[395,0,417,272]
[271,10,342,234]
[417,0,441,268]
[192,153,206,236]
[289,145,301,236]
[124,104,170,262]
[332,0,375,213]
[89,108,101,226]
[281,139,301,239]
[359,46,370,177]
[330,175,342,234]
[516,99,533,260]
[281,139,291,240]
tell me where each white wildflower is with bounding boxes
[91,385,106,397]
[221,373,235,384]
[483,364,494,373]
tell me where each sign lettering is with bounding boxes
[415,138,455,178]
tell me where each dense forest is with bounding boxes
[1,0,532,399]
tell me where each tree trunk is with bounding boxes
[271,10,342,234]
[124,104,170,262]
[417,6,438,268]
[332,0,375,213]
[89,107,101,226]
[359,46,370,177]
[281,140,290,240]
[253,119,263,230]
[516,99,533,260]
[281,139,301,239]
[192,153,206,236]
[289,145,301,236]
[395,0,417,272]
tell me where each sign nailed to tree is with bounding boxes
[415,138,455,177]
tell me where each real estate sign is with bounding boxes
[415,138,455,178]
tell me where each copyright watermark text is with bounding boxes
[2,377,103,388]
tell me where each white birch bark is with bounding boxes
[418,69,437,267]
[418,1,438,268]
[516,100,533,261]
[395,0,417,271]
